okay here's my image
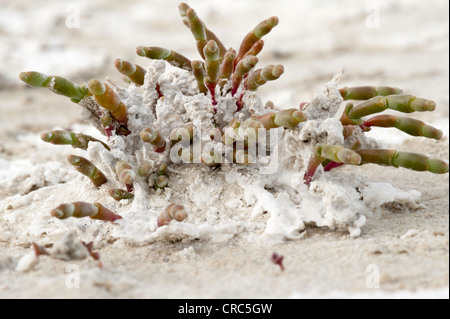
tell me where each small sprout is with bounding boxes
[170,125,195,144]
[136,46,192,71]
[155,164,169,176]
[315,144,362,166]
[41,130,110,151]
[109,188,134,201]
[154,175,169,189]
[245,64,284,91]
[67,155,108,188]
[18,3,450,242]
[231,55,258,96]
[201,149,222,166]
[51,202,122,222]
[137,162,152,177]
[323,161,344,172]
[31,236,102,268]
[157,204,188,227]
[191,60,208,94]
[233,149,253,165]
[19,71,87,103]
[241,39,264,60]
[272,108,306,129]
[115,161,135,188]
[270,252,284,271]
[355,149,449,174]
[218,48,236,86]
[140,127,167,153]
[236,16,279,61]
[203,40,221,105]
[209,127,223,141]
[114,59,146,86]
[186,7,207,58]
[363,115,443,140]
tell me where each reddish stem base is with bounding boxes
[323,161,344,172]
[236,92,245,112]
[206,82,218,113]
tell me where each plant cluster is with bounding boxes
[19,3,448,225]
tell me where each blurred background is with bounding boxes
[0,0,448,159]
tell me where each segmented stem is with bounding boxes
[157,204,188,227]
[88,79,129,128]
[236,16,279,61]
[363,115,443,140]
[339,86,402,101]
[51,202,122,222]
[19,71,87,103]
[109,189,134,201]
[178,3,226,58]
[170,125,195,144]
[203,40,221,105]
[231,55,258,96]
[245,64,284,91]
[115,161,135,191]
[218,49,236,85]
[140,127,167,153]
[315,144,362,165]
[67,155,108,188]
[191,60,208,94]
[41,130,110,151]
[136,46,192,71]
[355,149,449,174]
[241,39,264,60]
[348,95,436,119]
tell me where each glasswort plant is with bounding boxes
[19,3,448,227]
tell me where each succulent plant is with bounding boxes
[18,2,448,227]
[304,87,448,184]
[157,204,188,227]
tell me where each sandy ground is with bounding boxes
[0,0,448,298]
